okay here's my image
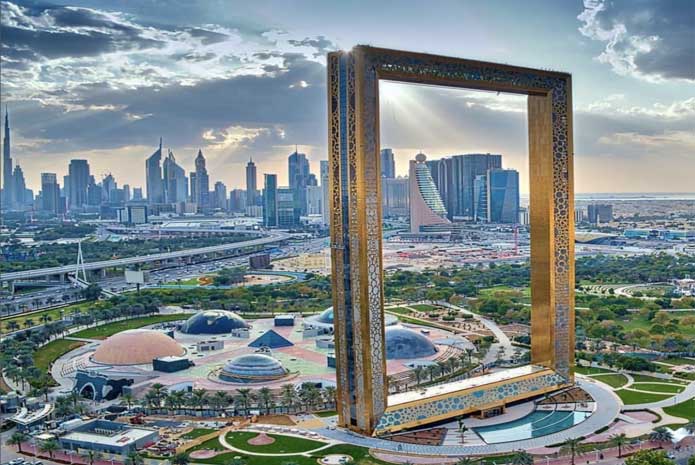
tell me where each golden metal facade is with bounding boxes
[327,46,575,435]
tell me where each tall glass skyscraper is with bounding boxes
[145,139,164,204]
[246,158,258,207]
[380,148,395,178]
[488,169,520,223]
[263,174,278,227]
[409,153,450,233]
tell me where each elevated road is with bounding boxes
[1,231,290,282]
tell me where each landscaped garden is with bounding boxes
[225,431,326,454]
[589,373,629,388]
[614,389,672,405]
[33,339,86,371]
[663,398,695,420]
[630,382,685,394]
[71,314,190,339]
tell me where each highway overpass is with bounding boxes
[1,231,290,284]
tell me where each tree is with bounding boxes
[235,388,254,415]
[171,452,190,465]
[510,451,534,465]
[649,426,673,447]
[82,283,103,301]
[7,431,27,453]
[258,387,274,414]
[610,432,629,458]
[625,450,675,465]
[560,438,587,465]
[122,392,134,410]
[413,366,425,386]
[125,451,144,465]
[39,438,60,459]
[280,384,296,413]
[81,450,103,465]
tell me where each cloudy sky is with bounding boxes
[1,0,693,193]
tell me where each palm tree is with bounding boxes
[649,426,673,447]
[212,391,231,416]
[258,387,274,414]
[560,438,586,465]
[7,431,27,453]
[280,384,295,413]
[125,451,144,465]
[191,388,208,414]
[426,364,439,381]
[122,393,134,410]
[39,439,60,459]
[322,386,337,408]
[235,388,254,415]
[413,366,425,386]
[171,452,190,465]
[510,451,534,465]
[81,450,103,465]
[684,419,695,434]
[610,432,629,458]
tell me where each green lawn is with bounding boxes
[663,399,695,421]
[589,373,628,388]
[630,382,686,394]
[33,339,86,371]
[615,389,673,405]
[575,366,615,375]
[314,410,337,418]
[386,307,414,315]
[619,311,695,337]
[191,443,392,465]
[410,303,440,312]
[188,435,225,452]
[182,428,216,439]
[224,431,326,454]
[479,286,531,298]
[630,374,689,385]
[661,357,695,366]
[0,302,92,335]
[71,314,189,339]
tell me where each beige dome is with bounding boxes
[93,329,185,365]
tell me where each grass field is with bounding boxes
[182,428,216,440]
[575,366,616,375]
[615,389,672,405]
[663,399,695,421]
[33,339,86,371]
[410,303,440,312]
[224,431,326,454]
[630,383,686,394]
[188,436,226,452]
[589,374,628,388]
[314,410,337,418]
[660,357,695,366]
[71,314,189,339]
[630,374,689,385]
[619,311,695,337]
[479,286,531,298]
[386,307,414,315]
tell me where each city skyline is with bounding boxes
[1,0,694,193]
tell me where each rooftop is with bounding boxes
[387,364,549,407]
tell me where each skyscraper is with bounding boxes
[12,164,26,209]
[102,173,117,203]
[587,204,613,224]
[41,173,60,214]
[409,153,450,233]
[193,149,209,209]
[2,107,13,209]
[380,148,396,178]
[213,181,227,210]
[473,174,488,222]
[382,177,409,217]
[277,187,299,228]
[488,169,520,223]
[320,160,329,225]
[122,184,131,202]
[67,159,90,210]
[246,158,258,206]
[288,150,310,215]
[229,189,247,213]
[163,150,187,203]
[145,138,164,204]
[263,174,278,228]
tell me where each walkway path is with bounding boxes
[315,379,620,456]
[624,380,695,410]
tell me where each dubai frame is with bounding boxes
[327,46,576,435]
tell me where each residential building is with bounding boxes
[40,173,60,214]
[213,181,227,210]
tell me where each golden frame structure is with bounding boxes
[327,46,575,434]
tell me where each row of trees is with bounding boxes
[138,382,337,416]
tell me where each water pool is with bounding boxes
[473,410,591,444]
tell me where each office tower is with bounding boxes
[382,177,409,217]
[163,150,187,203]
[12,165,26,208]
[229,189,247,213]
[587,204,613,224]
[213,181,227,210]
[102,173,117,203]
[145,138,164,204]
[320,160,329,225]
[67,159,90,210]
[473,174,488,222]
[123,184,131,202]
[288,150,310,215]
[519,207,530,225]
[132,187,143,201]
[380,148,396,178]
[409,153,450,233]
[2,107,13,208]
[193,149,209,209]
[305,184,322,215]
[263,174,278,227]
[574,207,585,223]
[488,169,520,223]
[87,176,101,206]
[246,158,258,206]
[277,187,299,228]
[458,153,502,219]
[41,173,60,214]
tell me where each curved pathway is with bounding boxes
[623,379,695,410]
[315,379,620,456]
[218,429,335,456]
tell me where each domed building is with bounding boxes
[305,306,398,331]
[385,326,438,360]
[219,353,287,383]
[93,329,185,365]
[180,310,249,334]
